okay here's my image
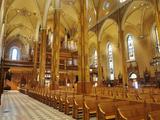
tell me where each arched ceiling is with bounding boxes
[46,0,129,37]
[4,0,48,45]
[122,0,155,38]
[3,0,159,47]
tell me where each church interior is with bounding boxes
[1,0,160,120]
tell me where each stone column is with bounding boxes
[33,41,38,81]
[78,0,90,94]
[97,40,102,82]
[39,28,47,86]
[154,0,160,43]
[118,26,128,85]
[51,9,60,90]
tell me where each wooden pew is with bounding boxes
[117,104,146,120]
[97,100,132,120]
[137,93,154,103]
[83,97,97,120]
[59,94,67,112]
[65,96,74,115]
[126,93,138,101]
[116,102,160,120]
[148,110,160,120]
[52,92,60,109]
[72,95,83,119]
[84,96,113,120]
[153,95,160,103]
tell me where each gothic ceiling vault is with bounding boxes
[2,0,160,49]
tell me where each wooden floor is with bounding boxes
[0,90,75,120]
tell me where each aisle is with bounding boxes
[0,90,75,120]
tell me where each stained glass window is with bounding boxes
[154,26,160,53]
[127,35,135,60]
[107,43,114,80]
[11,48,18,60]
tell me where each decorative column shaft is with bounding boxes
[39,29,47,86]
[51,9,60,90]
[97,40,102,82]
[79,0,90,93]
[154,0,160,43]
[119,27,128,85]
[33,41,38,81]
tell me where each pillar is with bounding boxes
[97,40,103,83]
[39,28,47,86]
[77,0,91,94]
[154,0,160,43]
[33,41,38,81]
[118,26,128,85]
[51,9,60,90]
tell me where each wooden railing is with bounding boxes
[3,59,33,67]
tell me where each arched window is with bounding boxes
[93,50,97,67]
[127,35,135,60]
[107,43,114,80]
[153,25,160,53]
[10,47,20,60]
[90,49,97,68]
[11,48,18,60]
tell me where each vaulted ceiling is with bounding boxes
[2,0,159,48]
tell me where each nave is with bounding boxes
[0,91,75,120]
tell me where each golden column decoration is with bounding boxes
[39,28,47,86]
[93,0,103,83]
[153,0,160,43]
[51,9,60,90]
[117,8,128,85]
[78,0,90,93]
[33,40,38,81]
[118,27,128,85]
[97,40,103,82]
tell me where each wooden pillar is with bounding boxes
[33,41,38,81]
[51,9,60,90]
[77,0,91,94]
[39,28,46,86]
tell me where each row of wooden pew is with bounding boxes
[90,87,160,104]
[22,87,160,120]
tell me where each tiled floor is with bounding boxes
[0,90,75,120]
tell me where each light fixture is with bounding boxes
[67,83,70,87]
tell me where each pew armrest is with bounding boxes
[105,115,115,120]
[99,106,105,115]
[117,108,128,120]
